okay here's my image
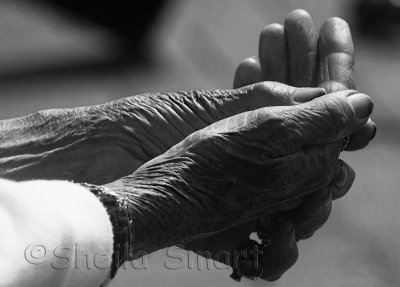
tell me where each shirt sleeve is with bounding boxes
[0,178,114,287]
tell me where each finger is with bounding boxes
[285,9,318,87]
[317,18,377,151]
[258,219,299,281]
[246,82,326,108]
[293,160,355,240]
[329,159,356,200]
[259,24,288,83]
[184,221,257,266]
[345,118,377,151]
[293,87,326,103]
[294,187,332,240]
[288,90,373,146]
[234,240,264,280]
[216,90,372,166]
[233,57,261,89]
[318,17,355,92]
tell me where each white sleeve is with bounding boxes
[0,178,114,287]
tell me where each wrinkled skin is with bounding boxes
[0,81,340,282]
[0,84,324,183]
[0,9,374,282]
[0,12,373,186]
[183,10,376,281]
[106,89,371,258]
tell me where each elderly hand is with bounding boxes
[0,9,374,283]
[183,9,376,281]
[105,87,373,262]
[235,9,376,149]
[0,83,325,184]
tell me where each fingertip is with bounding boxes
[319,90,372,130]
[331,159,355,200]
[323,17,350,31]
[239,260,264,280]
[260,219,298,281]
[285,9,317,87]
[243,56,260,66]
[345,119,376,151]
[286,9,312,21]
[333,164,348,188]
[234,56,261,88]
[341,159,356,183]
[263,271,285,282]
[347,93,374,120]
[260,24,285,53]
[259,23,287,82]
[294,89,368,146]
[319,17,354,54]
[293,87,326,103]
[285,9,314,31]
[261,23,285,37]
[259,24,285,59]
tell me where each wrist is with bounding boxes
[79,183,135,277]
[80,179,172,265]
[102,177,167,254]
[103,160,233,254]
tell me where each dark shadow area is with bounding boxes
[354,0,400,40]
[0,0,167,82]
[38,0,167,56]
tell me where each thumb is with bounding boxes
[288,90,373,146]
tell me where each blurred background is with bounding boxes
[0,0,399,286]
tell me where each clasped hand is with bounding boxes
[0,9,376,283]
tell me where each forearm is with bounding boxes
[0,103,139,184]
[0,89,252,184]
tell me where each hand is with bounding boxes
[234,10,376,150]
[183,10,375,281]
[106,87,373,262]
[4,15,370,189]
[0,83,324,185]
[234,10,376,280]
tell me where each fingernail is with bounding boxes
[348,93,374,119]
[294,87,327,102]
[333,165,348,188]
[370,122,377,141]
